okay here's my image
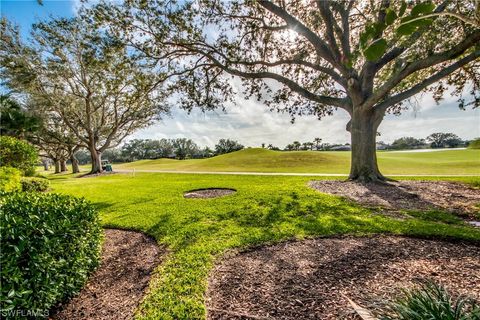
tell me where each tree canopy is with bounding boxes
[0,17,169,173]
[215,139,244,155]
[92,0,480,181]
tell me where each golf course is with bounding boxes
[2,0,480,319]
[43,148,480,319]
[112,148,480,175]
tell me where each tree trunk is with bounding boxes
[348,108,386,182]
[90,148,103,174]
[42,159,49,171]
[54,160,61,174]
[69,154,80,173]
[60,160,68,172]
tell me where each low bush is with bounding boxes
[0,136,38,176]
[0,167,21,192]
[380,282,480,320]
[0,192,102,317]
[20,177,50,192]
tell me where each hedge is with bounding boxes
[0,167,21,192]
[0,192,102,317]
[20,177,50,192]
[0,136,38,176]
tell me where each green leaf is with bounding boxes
[411,2,435,17]
[386,8,397,25]
[363,38,387,61]
[397,18,433,36]
[399,1,407,17]
[360,24,375,49]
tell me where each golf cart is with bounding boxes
[101,160,113,172]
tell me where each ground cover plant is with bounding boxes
[380,282,480,320]
[0,192,102,317]
[114,148,480,175]
[20,177,49,192]
[0,167,21,192]
[49,172,480,319]
[0,136,38,176]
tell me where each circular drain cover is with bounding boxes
[184,188,236,199]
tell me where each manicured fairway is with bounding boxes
[114,148,480,175]
[50,173,480,319]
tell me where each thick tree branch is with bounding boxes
[316,1,342,62]
[375,49,480,111]
[363,31,480,109]
[364,0,450,83]
[332,0,353,58]
[257,0,344,74]
[359,0,390,96]
[188,47,350,110]
[228,58,346,87]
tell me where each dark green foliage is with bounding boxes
[214,139,244,155]
[0,95,41,138]
[381,282,480,320]
[391,137,427,150]
[363,38,388,61]
[385,8,398,26]
[0,136,38,176]
[427,133,464,148]
[0,167,21,192]
[20,177,50,192]
[397,17,433,36]
[411,2,436,17]
[0,192,102,317]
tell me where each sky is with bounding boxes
[1,0,479,148]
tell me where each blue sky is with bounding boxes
[2,0,479,148]
[1,1,75,37]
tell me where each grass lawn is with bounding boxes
[49,173,480,319]
[112,148,480,175]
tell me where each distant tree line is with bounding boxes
[75,138,244,163]
[266,133,471,152]
[389,133,467,150]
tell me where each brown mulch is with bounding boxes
[309,180,480,219]
[207,236,480,320]
[51,229,165,320]
[184,188,236,198]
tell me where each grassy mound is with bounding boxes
[115,148,480,175]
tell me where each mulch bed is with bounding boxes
[184,188,236,199]
[207,236,480,320]
[309,180,480,219]
[51,229,165,320]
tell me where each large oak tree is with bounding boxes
[1,17,169,173]
[95,0,479,181]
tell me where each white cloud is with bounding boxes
[132,88,479,148]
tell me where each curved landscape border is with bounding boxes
[51,229,166,320]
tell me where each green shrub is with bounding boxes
[0,192,102,317]
[380,282,480,320]
[0,136,38,176]
[20,177,50,192]
[0,167,21,192]
[468,138,480,149]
